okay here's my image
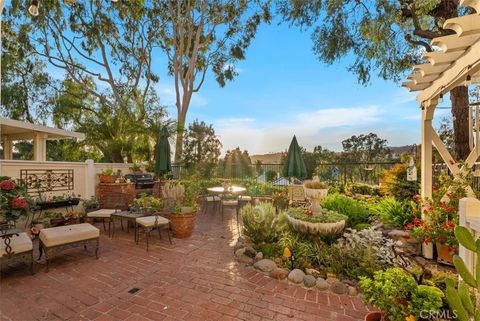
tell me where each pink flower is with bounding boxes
[11,197,28,209]
[0,180,16,190]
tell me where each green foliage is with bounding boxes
[445,226,480,321]
[217,148,254,178]
[320,193,372,227]
[380,163,420,201]
[287,207,348,223]
[265,170,277,182]
[136,194,163,211]
[241,203,288,244]
[0,177,33,223]
[344,182,381,196]
[182,120,222,179]
[174,178,284,197]
[341,133,392,163]
[360,268,444,321]
[370,197,415,228]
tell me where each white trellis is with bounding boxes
[403,0,480,199]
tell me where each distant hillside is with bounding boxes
[250,152,285,164]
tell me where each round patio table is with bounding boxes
[207,186,246,194]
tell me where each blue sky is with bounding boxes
[153,20,451,155]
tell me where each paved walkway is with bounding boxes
[0,209,368,321]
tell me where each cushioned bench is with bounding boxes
[0,232,34,274]
[39,223,100,271]
[135,215,172,251]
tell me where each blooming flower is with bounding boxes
[0,180,16,190]
[11,197,28,209]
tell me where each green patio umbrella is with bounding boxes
[154,127,171,178]
[283,135,307,181]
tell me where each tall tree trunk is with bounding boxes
[174,113,186,163]
[111,150,124,163]
[450,86,470,160]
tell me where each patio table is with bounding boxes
[207,186,246,194]
[111,211,147,239]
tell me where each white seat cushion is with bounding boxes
[222,200,238,206]
[206,196,220,202]
[87,209,117,218]
[40,223,99,247]
[136,216,169,228]
[0,232,32,256]
[239,196,252,201]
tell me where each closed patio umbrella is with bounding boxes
[154,127,171,178]
[283,135,307,181]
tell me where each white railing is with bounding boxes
[0,159,142,199]
[459,197,480,274]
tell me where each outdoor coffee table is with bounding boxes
[111,211,147,238]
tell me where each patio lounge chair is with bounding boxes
[86,192,128,236]
[135,215,172,251]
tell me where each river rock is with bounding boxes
[348,286,358,296]
[330,281,348,295]
[254,252,263,262]
[253,259,276,272]
[303,275,316,288]
[270,268,289,280]
[305,268,324,278]
[244,246,257,258]
[288,269,305,284]
[237,254,254,265]
[235,248,246,257]
[316,277,329,291]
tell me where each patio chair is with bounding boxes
[86,192,128,236]
[202,195,221,214]
[135,214,172,251]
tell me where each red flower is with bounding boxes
[444,221,455,229]
[412,195,421,202]
[447,207,455,213]
[11,197,28,209]
[304,210,313,217]
[423,235,430,245]
[448,247,456,253]
[0,180,16,190]
[438,235,445,241]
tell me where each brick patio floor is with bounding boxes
[0,209,369,321]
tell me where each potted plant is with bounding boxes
[129,163,143,173]
[64,211,82,225]
[169,183,200,238]
[42,212,65,227]
[135,193,163,215]
[98,168,117,184]
[0,177,33,225]
[286,207,347,236]
[359,268,444,321]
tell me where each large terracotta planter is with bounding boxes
[170,211,198,239]
[99,175,117,184]
[364,312,385,321]
[436,242,454,265]
[287,214,345,236]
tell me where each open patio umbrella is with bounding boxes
[154,127,171,178]
[283,135,307,181]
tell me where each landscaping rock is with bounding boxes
[254,252,263,262]
[244,246,257,258]
[330,282,348,295]
[348,286,358,296]
[305,268,324,278]
[270,268,289,280]
[316,277,329,291]
[288,269,305,284]
[234,241,245,252]
[253,259,276,272]
[388,229,410,238]
[235,248,246,257]
[237,236,245,243]
[326,276,339,284]
[303,275,316,288]
[237,255,254,265]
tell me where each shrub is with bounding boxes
[304,181,328,189]
[320,193,372,227]
[369,197,416,228]
[287,207,348,223]
[345,182,381,196]
[241,202,287,244]
[380,163,419,201]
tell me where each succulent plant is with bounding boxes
[445,226,480,321]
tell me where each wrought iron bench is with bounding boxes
[0,229,34,275]
[38,223,100,272]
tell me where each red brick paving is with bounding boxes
[0,209,369,321]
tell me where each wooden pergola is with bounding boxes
[403,0,480,199]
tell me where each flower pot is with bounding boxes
[287,214,345,236]
[364,312,385,321]
[50,217,65,227]
[170,211,197,239]
[436,242,454,265]
[99,175,117,184]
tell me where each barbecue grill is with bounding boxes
[124,173,155,189]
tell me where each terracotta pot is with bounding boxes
[364,312,385,321]
[50,218,65,226]
[99,175,117,184]
[436,242,454,265]
[170,212,197,239]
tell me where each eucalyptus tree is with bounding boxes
[156,0,271,162]
[278,0,472,160]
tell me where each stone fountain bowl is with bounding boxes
[287,215,345,236]
[304,187,328,200]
